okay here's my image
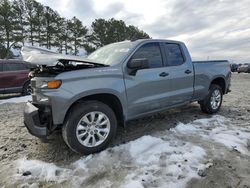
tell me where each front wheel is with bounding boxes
[199,84,223,114]
[62,101,117,154]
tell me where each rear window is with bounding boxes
[164,43,184,66]
[3,63,28,71]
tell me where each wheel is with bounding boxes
[62,101,117,154]
[22,81,32,95]
[199,84,223,114]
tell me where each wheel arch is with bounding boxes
[64,93,125,126]
[22,79,30,88]
[22,79,31,95]
[210,77,226,94]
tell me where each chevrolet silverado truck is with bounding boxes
[22,39,231,154]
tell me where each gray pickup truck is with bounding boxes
[22,39,231,154]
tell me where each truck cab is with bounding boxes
[124,40,194,119]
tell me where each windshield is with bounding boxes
[87,41,135,65]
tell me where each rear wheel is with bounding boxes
[22,81,32,95]
[199,84,223,114]
[62,101,117,154]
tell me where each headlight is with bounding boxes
[38,80,62,89]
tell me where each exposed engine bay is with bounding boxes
[29,60,108,78]
[21,46,108,78]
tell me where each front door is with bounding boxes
[124,42,172,119]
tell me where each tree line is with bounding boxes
[0,0,150,59]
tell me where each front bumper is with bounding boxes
[24,102,48,138]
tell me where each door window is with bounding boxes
[131,43,163,68]
[164,43,184,66]
[3,63,27,71]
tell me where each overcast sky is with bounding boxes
[36,0,250,63]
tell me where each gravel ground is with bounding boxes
[0,73,250,188]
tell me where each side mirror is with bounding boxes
[127,58,149,70]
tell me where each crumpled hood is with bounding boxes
[21,46,98,66]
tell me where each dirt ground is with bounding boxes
[0,73,250,188]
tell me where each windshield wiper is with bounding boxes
[88,62,110,67]
[59,59,109,67]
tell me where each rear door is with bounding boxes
[163,43,194,105]
[124,42,172,118]
[2,63,29,92]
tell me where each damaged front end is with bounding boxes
[21,46,108,138]
[24,102,52,138]
[24,78,59,138]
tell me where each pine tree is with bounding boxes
[84,18,150,54]
[0,0,23,58]
[108,18,127,42]
[42,6,58,49]
[57,19,74,54]
[24,0,37,46]
[68,17,88,55]
[54,17,66,53]
[63,20,73,54]
[33,1,45,46]
[12,0,27,46]
[126,25,150,41]
[89,18,110,47]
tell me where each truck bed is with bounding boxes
[192,60,231,100]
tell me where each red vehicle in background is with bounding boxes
[0,59,32,95]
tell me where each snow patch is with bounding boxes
[173,115,250,155]
[14,115,249,187]
[16,159,71,182]
[0,95,31,105]
[122,136,206,188]
[15,135,206,188]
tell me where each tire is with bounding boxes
[22,81,32,95]
[62,100,117,154]
[199,84,223,114]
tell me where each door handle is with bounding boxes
[159,72,169,77]
[185,69,192,74]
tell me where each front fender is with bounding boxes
[67,88,126,113]
[50,88,127,125]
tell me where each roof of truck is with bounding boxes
[135,38,182,43]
